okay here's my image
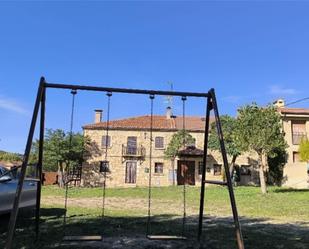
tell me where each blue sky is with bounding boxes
[1,1,309,153]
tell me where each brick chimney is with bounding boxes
[166,106,172,119]
[94,109,103,123]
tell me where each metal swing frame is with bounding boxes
[4,77,245,249]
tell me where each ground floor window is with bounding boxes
[198,161,204,175]
[154,162,164,174]
[240,165,251,175]
[213,164,222,176]
[125,161,137,183]
[198,161,211,175]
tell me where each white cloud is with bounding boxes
[0,95,29,115]
[269,85,298,95]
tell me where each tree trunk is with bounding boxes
[230,155,237,177]
[171,159,175,186]
[259,153,267,194]
[58,161,65,188]
[230,155,238,185]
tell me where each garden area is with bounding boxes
[1,185,309,249]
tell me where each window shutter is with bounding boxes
[102,135,111,147]
[155,137,164,148]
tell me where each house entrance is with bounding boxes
[125,161,137,183]
[177,160,195,185]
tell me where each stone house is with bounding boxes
[81,108,259,187]
[275,99,309,188]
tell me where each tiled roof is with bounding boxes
[83,115,214,132]
[178,146,204,156]
[278,108,309,115]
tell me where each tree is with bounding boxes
[30,129,90,173]
[267,147,287,186]
[164,130,195,160]
[0,151,22,163]
[164,130,195,185]
[299,138,309,163]
[208,115,242,176]
[235,104,287,194]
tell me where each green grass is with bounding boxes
[1,186,309,249]
[42,185,309,222]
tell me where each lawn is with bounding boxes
[1,186,309,249]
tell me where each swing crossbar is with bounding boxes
[63,235,102,241]
[147,235,187,240]
[44,82,209,98]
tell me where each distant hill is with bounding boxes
[0,150,22,163]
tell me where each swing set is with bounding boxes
[4,77,245,249]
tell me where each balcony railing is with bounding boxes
[122,145,146,157]
[292,132,307,145]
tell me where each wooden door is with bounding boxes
[127,136,137,155]
[177,160,195,185]
[125,161,137,183]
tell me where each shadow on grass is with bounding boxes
[272,188,309,193]
[1,207,309,249]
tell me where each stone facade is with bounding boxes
[82,124,259,188]
[82,102,309,189]
[277,102,309,189]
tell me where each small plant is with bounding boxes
[299,138,309,163]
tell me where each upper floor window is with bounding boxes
[154,162,164,174]
[155,137,164,149]
[127,136,137,147]
[101,135,111,147]
[291,121,306,145]
[127,136,137,155]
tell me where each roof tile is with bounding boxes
[83,115,214,131]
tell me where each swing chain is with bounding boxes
[102,91,112,218]
[181,95,187,237]
[63,89,78,236]
[147,94,155,235]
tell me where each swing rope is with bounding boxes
[63,89,77,236]
[102,92,112,218]
[147,94,155,236]
[181,96,187,237]
[146,95,187,240]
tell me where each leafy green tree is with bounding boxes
[0,151,22,162]
[30,129,90,173]
[267,147,287,186]
[164,130,195,185]
[299,138,309,163]
[235,104,287,194]
[164,130,195,160]
[208,115,242,175]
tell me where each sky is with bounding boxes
[1,1,309,153]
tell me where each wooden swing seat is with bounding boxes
[146,235,187,240]
[63,235,102,241]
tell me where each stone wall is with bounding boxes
[281,116,309,188]
[82,128,259,187]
